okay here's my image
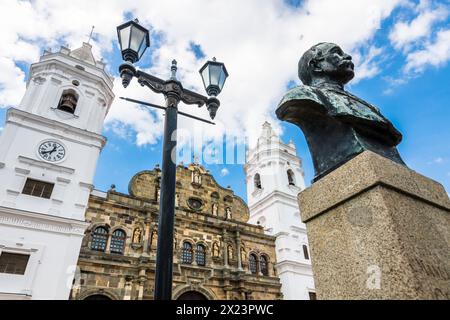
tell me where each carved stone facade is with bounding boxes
[70,163,282,300]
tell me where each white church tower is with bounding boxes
[245,122,315,300]
[0,43,114,299]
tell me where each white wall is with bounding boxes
[245,122,315,300]
[0,207,88,299]
[0,44,113,300]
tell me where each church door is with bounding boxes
[177,291,208,300]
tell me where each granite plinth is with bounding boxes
[299,151,450,299]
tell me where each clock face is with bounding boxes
[38,141,66,162]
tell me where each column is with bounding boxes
[143,218,152,254]
[137,268,147,300]
[236,231,243,270]
[222,228,228,268]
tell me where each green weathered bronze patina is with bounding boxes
[276,42,405,182]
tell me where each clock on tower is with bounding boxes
[37,140,66,163]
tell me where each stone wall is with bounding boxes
[71,163,282,300]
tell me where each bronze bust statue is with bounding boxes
[276,42,405,181]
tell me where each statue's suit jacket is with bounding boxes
[276,85,404,181]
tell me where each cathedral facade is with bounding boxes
[70,163,282,300]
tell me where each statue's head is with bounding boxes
[298,42,355,86]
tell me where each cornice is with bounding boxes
[18,156,75,174]
[0,206,89,236]
[33,54,114,90]
[249,190,301,211]
[7,108,107,148]
[275,260,314,276]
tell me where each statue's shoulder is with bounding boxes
[278,85,323,107]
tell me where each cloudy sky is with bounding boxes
[0,0,449,201]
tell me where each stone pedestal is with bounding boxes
[299,151,450,300]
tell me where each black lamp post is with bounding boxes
[117,19,228,300]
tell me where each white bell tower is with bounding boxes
[245,122,315,300]
[0,43,114,299]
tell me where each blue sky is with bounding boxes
[0,0,449,202]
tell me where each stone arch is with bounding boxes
[77,288,121,300]
[181,238,195,246]
[172,284,217,300]
[87,223,111,233]
[110,225,129,235]
[195,240,209,251]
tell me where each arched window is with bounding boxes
[260,255,269,276]
[211,192,219,199]
[196,244,206,266]
[57,89,78,114]
[303,244,310,260]
[287,169,296,186]
[254,173,262,189]
[91,227,108,252]
[249,254,258,274]
[110,229,126,254]
[181,242,193,264]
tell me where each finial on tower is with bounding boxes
[87,26,95,44]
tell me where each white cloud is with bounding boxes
[220,168,230,177]
[428,157,446,165]
[387,0,450,74]
[389,2,449,51]
[0,0,406,147]
[404,28,450,73]
[104,78,165,146]
[352,46,384,83]
[0,57,27,107]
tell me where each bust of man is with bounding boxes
[276,42,405,181]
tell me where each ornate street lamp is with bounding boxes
[116,19,228,300]
[117,18,150,63]
[199,58,228,119]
